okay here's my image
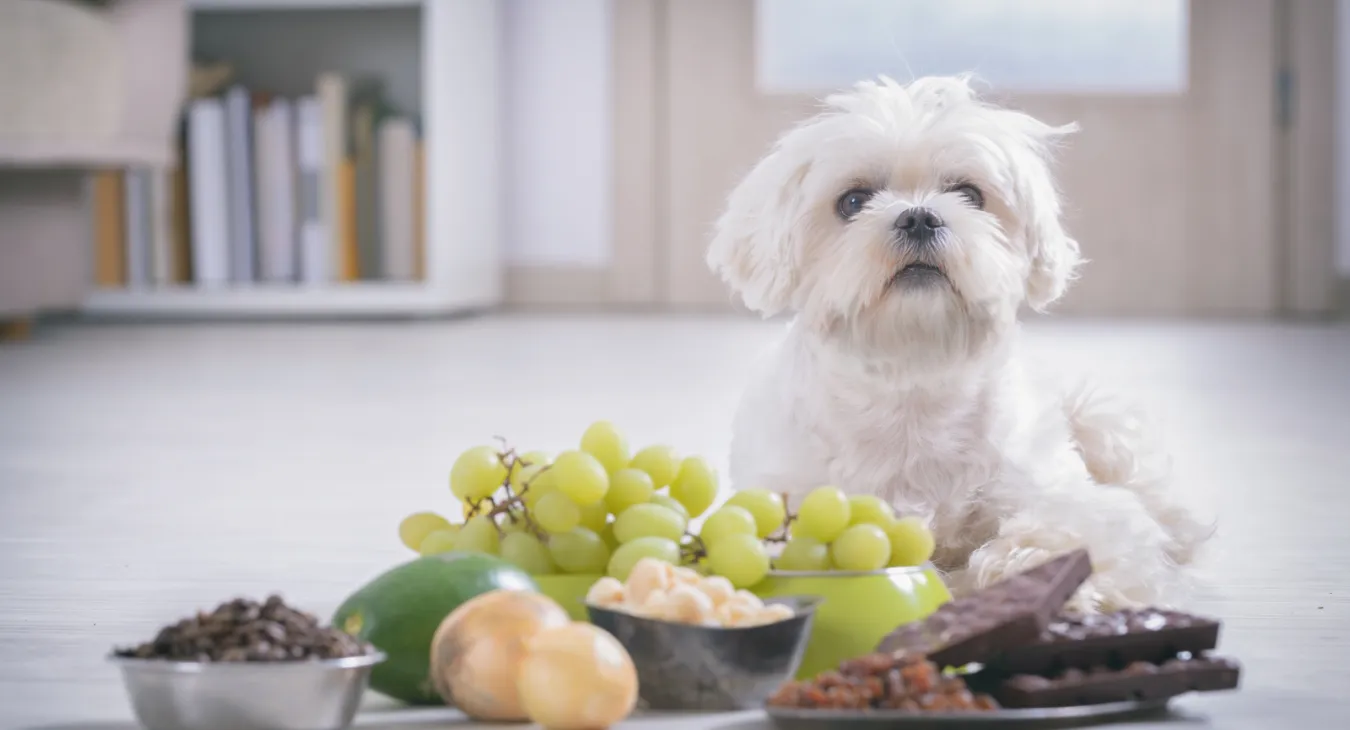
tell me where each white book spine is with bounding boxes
[255,100,300,283]
[224,86,258,283]
[123,168,150,289]
[188,99,231,287]
[316,73,347,280]
[295,95,328,285]
[149,169,173,286]
[377,118,417,281]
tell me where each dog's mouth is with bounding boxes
[888,263,947,287]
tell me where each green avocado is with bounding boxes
[333,551,537,705]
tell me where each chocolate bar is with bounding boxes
[992,655,1241,708]
[876,549,1093,668]
[990,608,1221,675]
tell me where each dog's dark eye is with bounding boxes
[836,188,875,220]
[948,183,985,210]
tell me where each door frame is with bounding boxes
[1281,0,1337,316]
[610,0,1338,316]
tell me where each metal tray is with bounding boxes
[765,699,1171,729]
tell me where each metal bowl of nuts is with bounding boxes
[583,559,820,711]
[109,596,385,730]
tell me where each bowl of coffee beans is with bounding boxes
[110,595,384,730]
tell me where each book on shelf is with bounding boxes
[89,69,427,293]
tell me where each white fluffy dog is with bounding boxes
[707,76,1211,612]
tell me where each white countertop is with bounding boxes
[3,319,1349,729]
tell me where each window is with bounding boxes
[755,0,1189,94]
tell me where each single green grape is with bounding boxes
[629,444,680,488]
[605,468,655,516]
[578,499,609,533]
[534,491,582,534]
[775,536,831,571]
[548,527,611,574]
[417,527,460,556]
[551,450,610,506]
[726,488,787,538]
[669,456,718,518]
[449,445,509,502]
[606,536,680,581]
[399,511,451,551]
[501,532,557,575]
[580,420,632,474]
[698,505,758,549]
[511,463,548,496]
[706,533,770,589]
[796,486,851,543]
[509,450,553,491]
[613,503,686,544]
[848,495,895,527]
[830,523,891,572]
[649,493,691,522]
[518,449,553,468]
[454,515,501,556]
[886,515,936,567]
[521,467,558,509]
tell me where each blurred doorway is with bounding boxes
[626,0,1333,316]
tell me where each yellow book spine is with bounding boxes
[170,164,192,284]
[338,158,360,281]
[91,170,127,288]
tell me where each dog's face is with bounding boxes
[708,76,1082,365]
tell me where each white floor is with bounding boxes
[1,314,1348,729]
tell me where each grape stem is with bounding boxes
[763,492,797,544]
[462,445,552,542]
[680,534,709,563]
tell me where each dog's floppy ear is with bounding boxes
[705,147,814,317]
[1016,119,1084,312]
[1024,191,1083,312]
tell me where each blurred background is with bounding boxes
[0,1,1348,725]
[0,0,1343,320]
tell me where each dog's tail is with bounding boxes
[1062,383,1216,569]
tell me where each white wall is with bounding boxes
[502,0,613,268]
[1338,0,1350,275]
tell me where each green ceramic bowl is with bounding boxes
[533,573,604,621]
[751,564,951,679]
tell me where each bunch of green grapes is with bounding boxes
[397,423,936,592]
[683,485,934,589]
[396,420,720,581]
[766,486,936,574]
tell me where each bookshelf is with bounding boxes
[83,0,502,319]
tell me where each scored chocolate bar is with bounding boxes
[992,655,1241,708]
[990,608,1221,675]
[876,548,1093,668]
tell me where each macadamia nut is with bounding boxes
[584,556,795,628]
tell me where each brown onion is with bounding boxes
[517,622,638,730]
[429,589,570,720]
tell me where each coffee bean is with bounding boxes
[112,595,372,663]
[261,621,287,643]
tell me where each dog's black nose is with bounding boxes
[895,207,945,240]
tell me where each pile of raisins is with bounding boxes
[768,652,1000,712]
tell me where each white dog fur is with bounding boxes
[707,76,1212,612]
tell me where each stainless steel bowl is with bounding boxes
[587,595,819,712]
[110,652,385,730]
